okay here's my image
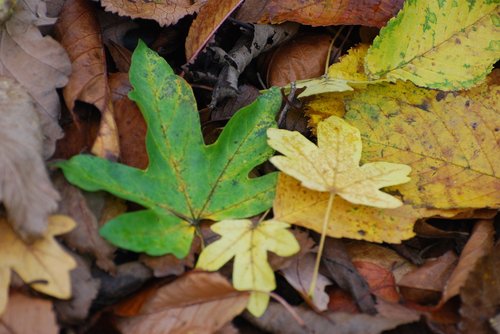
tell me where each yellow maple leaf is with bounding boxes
[268,116,411,209]
[196,219,299,317]
[0,215,76,315]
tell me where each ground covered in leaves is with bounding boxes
[0,0,498,333]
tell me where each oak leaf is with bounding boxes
[196,219,300,316]
[58,41,281,258]
[365,0,500,90]
[268,116,411,209]
[0,215,76,315]
[0,76,60,241]
[0,3,71,157]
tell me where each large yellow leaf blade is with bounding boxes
[344,73,500,209]
[196,219,299,316]
[0,215,76,315]
[365,0,500,90]
[268,116,411,209]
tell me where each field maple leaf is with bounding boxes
[58,41,282,258]
[196,219,299,316]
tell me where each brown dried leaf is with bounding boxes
[55,0,119,159]
[117,272,249,334]
[440,220,494,305]
[399,251,458,304]
[236,0,404,27]
[247,302,419,334]
[282,253,332,311]
[264,34,331,87]
[101,0,204,27]
[0,292,58,334]
[185,0,244,62]
[0,4,71,157]
[460,242,500,334]
[53,173,117,272]
[0,76,59,241]
[108,73,148,169]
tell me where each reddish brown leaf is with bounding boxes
[235,0,404,28]
[0,292,58,334]
[460,242,500,334]
[55,0,119,160]
[101,0,204,27]
[116,272,249,334]
[108,73,148,169]
[263,33,332,87]
[185,0,244,63]
[399,251,458,305]
[440,220,494,306]
[354,260,400,303]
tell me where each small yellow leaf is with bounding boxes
[0,215,76,315]
[247,292,270,317]
[196,219,299,316]
[327,44,370,82]
[268,116,411,209]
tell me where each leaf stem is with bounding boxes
[308,192,335,297]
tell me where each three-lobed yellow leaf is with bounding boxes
[0,215,76,314]
[196,219,299,316]
[267,116,411,209]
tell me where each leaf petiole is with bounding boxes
[308,192,335,298]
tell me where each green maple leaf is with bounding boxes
[58,41,281,258]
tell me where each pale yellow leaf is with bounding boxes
[268,116,411,209]
[196,219,299,316]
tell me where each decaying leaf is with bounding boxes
[116,272,249,334]
[0,215,76,315]
[101,0,204,27]
[197,219,300,316]
[0,76,60,241]
[344,73,500,209]
[365,0,500,90]
[0,292,58,334]
[268,116,411,208]
[460,242,500,333]
[0,3,71,157]
[58,42,282,258]
[55,0,119,159]
[236,0,404,28]
[282,253,332,311]
[440,220,494,305]
[185,0,244,63]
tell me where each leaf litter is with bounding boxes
[0,0,499,332]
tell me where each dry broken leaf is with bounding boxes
[185,0,244,63]
[281,253,332,311]
[0,3,71,157]
[101,0,204,27]
[440,220,494,306]
[236,0,404,28]
[344,72,500,209]
[0,215,76,314]
[116,272,249,334]
[460,242,500,333]
[398,251,457,305]
[0,292,58,334]
[55,0,119,159]
[197,219,300,316]
[53,172,117,272]
[0,76,60,241]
